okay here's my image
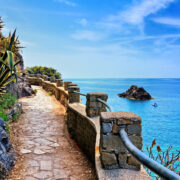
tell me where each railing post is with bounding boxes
[36,74,41,78]
[42,75,48,81]
[64,81,72,90]
[56,79,63,87]
[86,92,108,117]
[50,76,56,83]
[100,111,142,170]
[67,83,78,89]
[68,86,80,103]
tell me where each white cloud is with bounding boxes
[77,18,88,26]
[55,0,76,7]
[152,17,180,27]
[71,30,104,41]
[107,0,174,25]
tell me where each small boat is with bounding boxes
[152,103,158,107]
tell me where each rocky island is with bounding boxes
[118,85,152,100]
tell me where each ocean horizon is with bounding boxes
[64,78,180,152]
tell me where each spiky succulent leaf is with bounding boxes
[7,29,16,51]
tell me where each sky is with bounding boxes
[0,0,180,78]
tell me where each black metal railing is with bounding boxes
[73,91,112,112]
[119,128,180,180]
[97,98,112,112]
[73,91,87,97]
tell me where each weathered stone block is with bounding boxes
[102,123,112,133]
[112,123,118,134]
[127,124,141,135]
[118,153,127,168]
[64,81,72,90]
[56,79,63,87]
[86,92,108,117]
[127,156,141,167]
[67,83,78,88]
[100,111,143,171]
[129,135,142,149]
[101,152,118,169]
[100,111,141,124]
[68,86,80,103]
[86,92,108,101]
[101,134,127,153]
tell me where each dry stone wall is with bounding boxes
[100,111,142,170]
[67,104,96,163]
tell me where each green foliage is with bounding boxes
[0,93,18,132]
[48,91,53,96]
[146,139,180,179]
[33,89,38,95]
[0,92,17,109]
[0,107,8,121]
[12,112,19,122]
[0,29,22,96]
[5,122,10,133]
[26,66,61,79]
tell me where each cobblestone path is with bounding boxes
[7,86,96,180]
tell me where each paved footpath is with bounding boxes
[7,86,96,180]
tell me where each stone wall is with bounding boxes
[67,103,97,163]
[100,111,142,170]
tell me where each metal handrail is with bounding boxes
[97,98,112,112]
[119,128,180,180]
[73,91,87,97]
[73,89,180,179]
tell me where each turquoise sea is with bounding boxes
[65,78,180,151]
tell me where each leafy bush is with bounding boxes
[33,89,38,95]
[146,139,180,179]
[26,66,61,79]
[0,107,8,121]
[0,92,17,109]
[48,91,53,96]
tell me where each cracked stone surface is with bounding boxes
[7,86,96,180]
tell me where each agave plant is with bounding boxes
[0,30,21,96]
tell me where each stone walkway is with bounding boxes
[7,86,96,180]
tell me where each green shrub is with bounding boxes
[12,112,19,122]
[0,92,17,110]
[48,91,53,96]
[26,66,61,79]
[0,108,8,121]
[33,89,38,95]
[5,122,10,133]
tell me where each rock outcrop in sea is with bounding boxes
[118,85,152,100]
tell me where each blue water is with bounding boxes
[65,78,180,151]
